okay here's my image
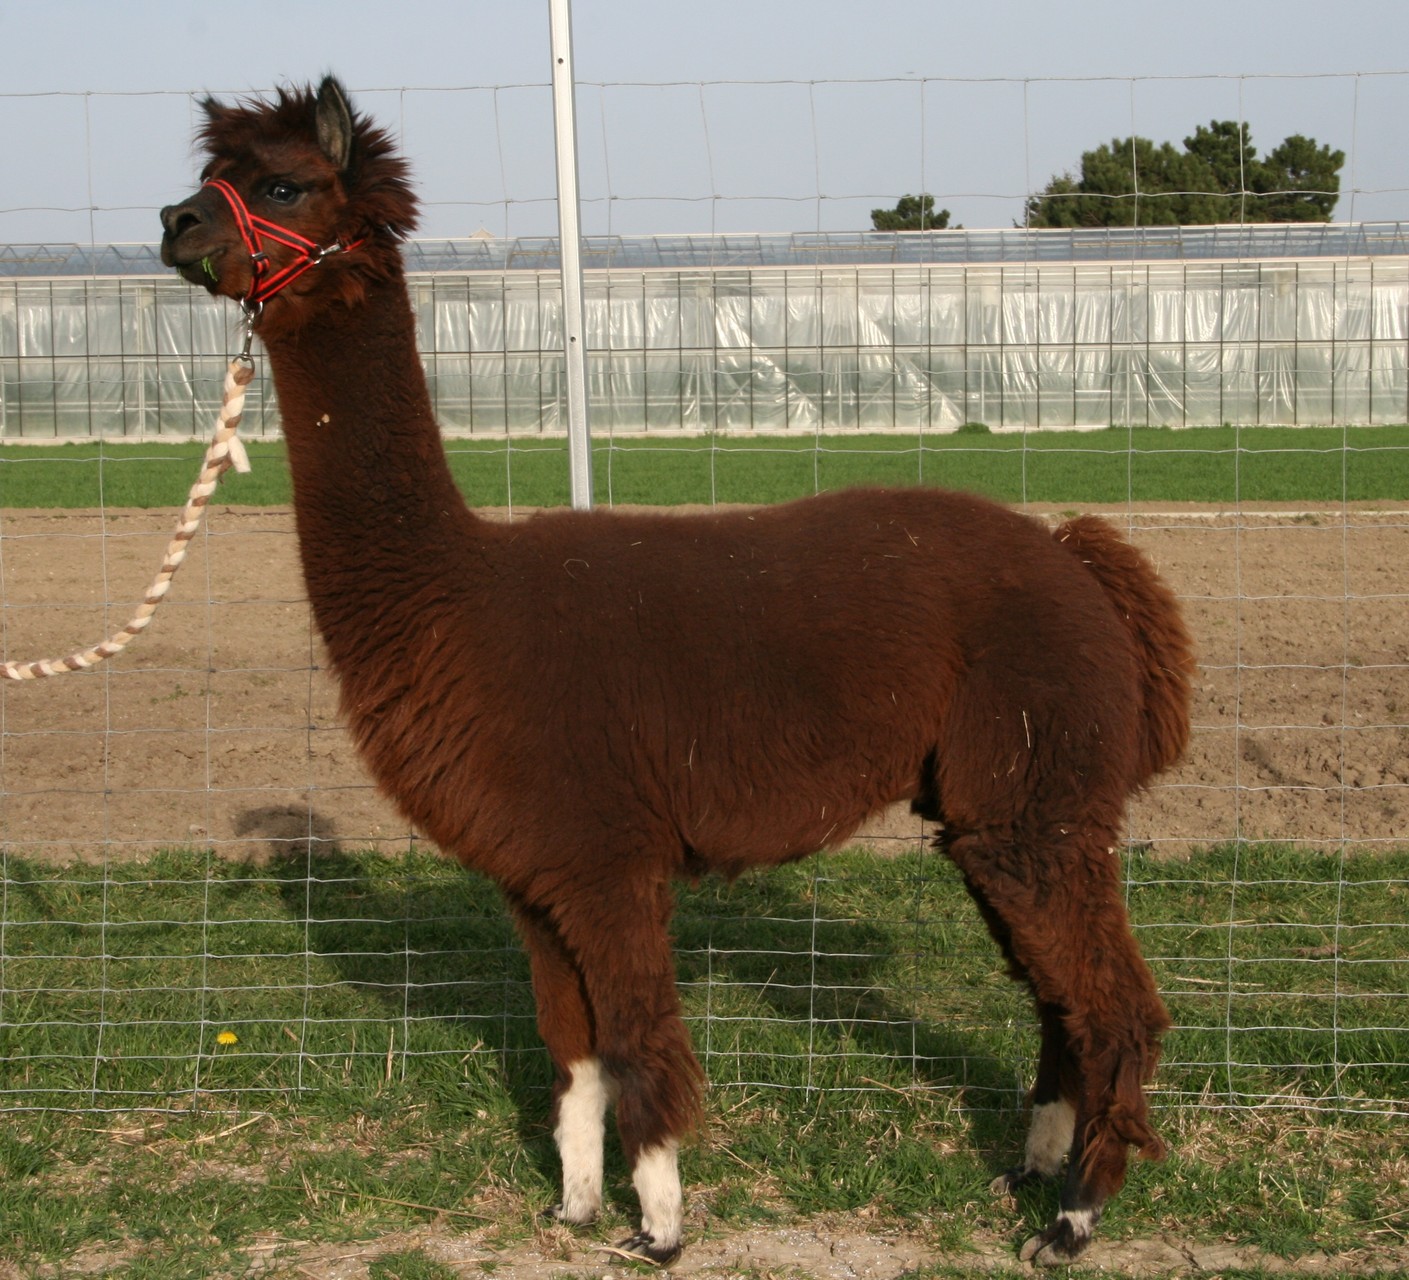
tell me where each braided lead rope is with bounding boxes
[1,358,256,682]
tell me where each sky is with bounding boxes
[1,0,1407,244]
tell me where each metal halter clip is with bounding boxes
[237,300,262,366]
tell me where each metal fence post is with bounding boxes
[549,0,594,510]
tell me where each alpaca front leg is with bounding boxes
[552,1057,616,1224]
[562,876,703,1264]
[509,904,607,1227]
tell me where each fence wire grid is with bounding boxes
[1,72,1407,1125]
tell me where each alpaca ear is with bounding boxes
[199,95,228,123]
[315,76,355,172]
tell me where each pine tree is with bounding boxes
[870,194,954,231]
[1025,121,1343,227]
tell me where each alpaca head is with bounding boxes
[160,76,417,337]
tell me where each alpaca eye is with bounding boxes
[267,180,302,205]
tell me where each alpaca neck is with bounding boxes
[260,269,480,659]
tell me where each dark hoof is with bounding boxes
[1018,1210,1096,1266]
[542,1203,596,1227]
[989,1165,1042,1195]
[615,1232,683,1266]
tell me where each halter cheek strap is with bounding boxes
[203,178,365,308]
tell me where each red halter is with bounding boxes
[203,178,365,309]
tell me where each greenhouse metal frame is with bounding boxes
[2,223,1406,440]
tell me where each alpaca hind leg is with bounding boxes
[511,903,612,1226]
[948,830,1168,1264]
[958,876,1077,1194]
[1024,918,1166,1264]
[562,880,703,1265]
[627,1135,683,1262]
[991,1002,1077,1193]
[1020,1016,1168,1267]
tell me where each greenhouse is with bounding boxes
[1,222,1407,439]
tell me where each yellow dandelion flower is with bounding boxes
[216,1030,239,1046]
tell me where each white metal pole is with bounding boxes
[549,0,594,510]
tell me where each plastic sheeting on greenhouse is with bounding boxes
[2,228,1407,438]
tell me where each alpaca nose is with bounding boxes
[160,201,206,240]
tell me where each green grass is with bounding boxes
[0,842,1405,1276]
[2,424,1407,509]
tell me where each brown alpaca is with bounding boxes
[160,77,1194,1266]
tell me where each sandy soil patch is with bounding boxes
[3,502,1406,863]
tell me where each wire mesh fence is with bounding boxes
[1,72,1407,1127]
[3,446,1405,1122]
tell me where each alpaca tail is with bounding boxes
[1053,516,1195,785]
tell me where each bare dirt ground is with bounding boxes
[16,1217,1409,1279]
[2,501,1407,863]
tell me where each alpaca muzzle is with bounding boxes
[159,200,224,284]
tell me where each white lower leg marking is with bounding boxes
[632,1139,683,1248]
[1024,1099,1076,1176]
[1020,1206,1099,1264]
[1057,1206,1096,1241]
[554,1058,615,1222]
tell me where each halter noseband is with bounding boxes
[203,178,365,310]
